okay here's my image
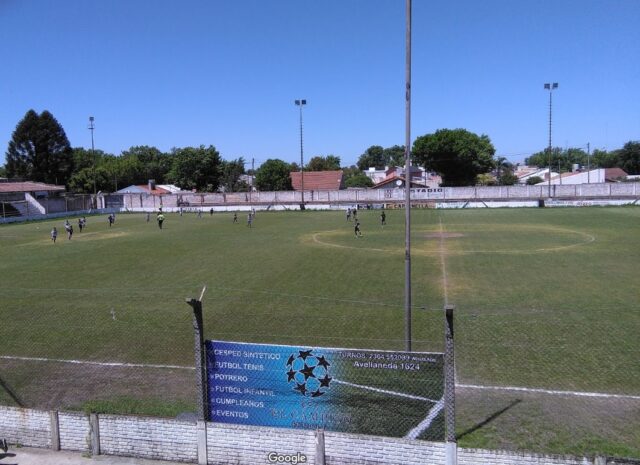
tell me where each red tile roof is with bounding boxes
[0,181,65,193]
[290,171,344,191]
[603,168,628,181]
[372,176,423,189]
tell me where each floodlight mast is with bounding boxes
[544,83,558,198]
[295,99,307,207]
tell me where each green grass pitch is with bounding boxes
[0,207,639,456]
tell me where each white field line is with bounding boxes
[332,379,439,403]
[0,355,193,371]
[5,355,639,402]
[456,383,640,401]
[404,397,445,440]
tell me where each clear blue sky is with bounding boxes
[1,0,638,168]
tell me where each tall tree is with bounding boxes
[166,145,222,192]
[616,141,640,175]
[383,145,406,167]
[412,129,496,186]
[357,145,386,171]
[306,155,341,171]
[255,159,292,191]
[5,110,73,184]
[120,145,171,184]
[219,157,247,192]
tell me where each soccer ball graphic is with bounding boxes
[285,349,332,397]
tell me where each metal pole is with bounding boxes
[404,0,412,352]
[547,90,552,198]
[299,103,305,207]
[587,142,590,183]
[444,304,456,465]
[89,117,96,195]
[186,287,209,421]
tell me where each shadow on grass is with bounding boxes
[0,375,24,407]
[456,399,521,441]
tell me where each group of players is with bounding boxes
[49,207,386,242]
[346,207,386,238]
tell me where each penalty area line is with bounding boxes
[0,355,193,371]
[457,383,640,401]
[332,378,439,403]
[404,397,445,440]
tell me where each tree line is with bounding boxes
[3,110,638,192]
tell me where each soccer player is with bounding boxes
[346,208,351,221]
[78,218,84,232]
[380,210,386,227]
[233,212,238,223]
[210,208,214,216]
[51,227,58,243]
[108,214,114,227]
[247,212,253,228]
[157,213,165,229]
[66,224,73,240]
[354,220,362,238]
[146,212,150,222]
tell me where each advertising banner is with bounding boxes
[206,340,444,440]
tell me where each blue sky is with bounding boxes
[1,0,638,168]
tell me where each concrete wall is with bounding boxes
[2,405,639,465]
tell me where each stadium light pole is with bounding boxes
[544,83,558,198]
[404,0,412,352]
[295,99,307,208]
[89,116,96,195]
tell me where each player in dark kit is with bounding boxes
[354,220,362,238]
[233,212,238,223]
[380,210,386,227]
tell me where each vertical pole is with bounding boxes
[186,288,209,421]
[444,304,456,465]
[299,104,305,207]
[89,413,100,456]
[587,142,591,184]
[404,0,412,352]
[50,410,60,451]
[315,429,326,465]
[548,90,552,198]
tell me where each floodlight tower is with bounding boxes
[544,83,558,197]
[295,99,307,207]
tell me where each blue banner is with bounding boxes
[206,340,444,439]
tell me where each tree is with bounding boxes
[120,145,171,184]
[591,149,618,168]
[357,146,386,170]
[412,129,496,186]
[5,110,73,184]
[255,159,292,191]
[616,141,640,175]
[166,145,222,192]
[526,176,544,185]
[0,165,6,178]
[344,173,374,188]
[383,145,406,167]
[306,155,341,171]
[219,157,247,192]
[498,171,519,186]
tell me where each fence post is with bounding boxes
[197,420,208,465]
[186,287,209,421]
[50,410,60,451]
[444,304,457,465]
[314,429,326,465]
[89,413,100,456]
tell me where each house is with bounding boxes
[370,166,440,189]
[115,180,183,194]
[0,180,66,218]
[371,175,424,189]
[516,167,558,184]
[0,180,66,198]
[536,168,628,185]
[290,171,344,191]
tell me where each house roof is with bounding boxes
[115,185,171,194]
[290,171,343,191]
[0,181,65,193]
[372,175,423,189]
[603,168,628,181]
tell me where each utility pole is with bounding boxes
[587,142,591,183]
[89,116,96,195]
[404,0,412,352]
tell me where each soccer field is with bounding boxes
[0,207,639,456]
